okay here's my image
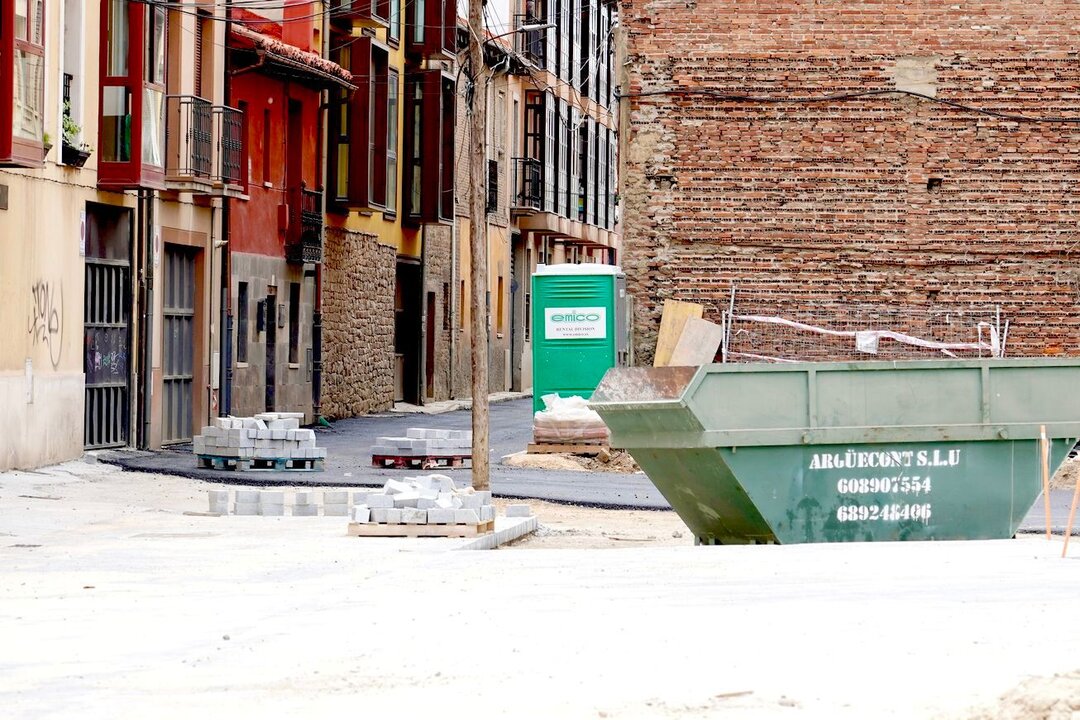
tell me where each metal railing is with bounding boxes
[286,184,324,264]
[514,14,547,67]
[511,157,543,211]
[165,95,213,182]
[213,105,244,187]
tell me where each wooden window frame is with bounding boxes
[1,0,46,166]
[403,68,454,224]
[405,0,453,59]
[329,0,388,29]
[97,0,167,190]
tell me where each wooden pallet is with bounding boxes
[197,455,324,472]
[371,454,472,470]
[527,443,609,456]
[347,519,495,538]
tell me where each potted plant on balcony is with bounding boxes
[61,104,92,168]
[42,132,53,157]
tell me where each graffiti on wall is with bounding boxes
[27,280,63,369]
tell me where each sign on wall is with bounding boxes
[545,307,607,339]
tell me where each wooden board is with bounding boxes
[347,520,495,538]
[669,317,725,366]
[371,454,472,470]
[528,443,608,456]
[654,300,704,367]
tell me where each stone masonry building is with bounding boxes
[621,0,1080,363]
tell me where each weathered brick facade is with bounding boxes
[321,227,396,418]
[622,0,1080,363]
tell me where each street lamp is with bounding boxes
[465,14,552,491]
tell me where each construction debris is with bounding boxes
[193,414,327,471]
[532,394,610,445]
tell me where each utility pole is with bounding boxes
[467,0,490,490]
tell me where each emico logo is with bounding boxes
[551,312,601,322]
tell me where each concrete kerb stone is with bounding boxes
[506,504,533,518]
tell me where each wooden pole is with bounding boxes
[1063,471,1080,558]
[1041,426,1051,540]
[467,0,490,490]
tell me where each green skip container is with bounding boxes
[590,359,1080,544]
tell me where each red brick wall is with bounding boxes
[622,0,1080,363]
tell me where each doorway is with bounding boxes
[265,285,277,411]
[394,260,422,405]
[162,245,197,443]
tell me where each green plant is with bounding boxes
[61,101,92,152]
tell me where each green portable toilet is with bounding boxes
[531,264,628,413]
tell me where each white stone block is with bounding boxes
[292,505,319,517]
[270,430,287,440]
[323,504,349,517]
[351,491,370,506]
[370,508,390,523]
[385,508,403,524]
[427,508,456,524]
[260,504,285,516]
[235,490,261,504]
[294,429,315,442]
[351,506,370,523]
[417,498,437,510]
[480,505,494,522]
[260,491,285,505]
[432,474,457,491]
[323,491,349,505]
[506,504,532,518]
[393,492,420,508]
[459,494,483,510]
[312,447,327,459]
[383,479,413,495]
[401,507,427,524]
[475,491,493,505]
[294,491,316,505]
[234,502,259,516]
[367,493,395,508]
[454,509,480,525]
[254,413,279,422]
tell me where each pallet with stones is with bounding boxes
[371,454,472,469]
[527,442,609,456]
[197,454,324,472]
[347,519,495,538]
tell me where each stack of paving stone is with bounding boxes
[207,490,354,516]
[351,474,494,525]
[192,413,327,463]
[370,428,472,459]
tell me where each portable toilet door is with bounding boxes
[531,264,624,413]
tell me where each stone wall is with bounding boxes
[321,227,396,418]
[422,224,457,401]
[622,0,1080,363]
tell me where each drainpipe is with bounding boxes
[311,0,330,425]
[220,0,234,418]
[138,189,156,448]
[449,217,457,399]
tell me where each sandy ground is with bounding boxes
[502,449,641,473]
[2,460,1080,720]
[1049,454,1079,491]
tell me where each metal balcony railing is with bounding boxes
[286,183,324,264]
[514,14,547,67]
[213,105,244,188]
[511,157,543,212]
[165,95,213,186]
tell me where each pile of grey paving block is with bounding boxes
[192,413,327,461]
[208,489,358,516]
[351,474,494,525]
[371,428,473,458]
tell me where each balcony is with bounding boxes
[513,14,547,68]
[212,105,245,197]
[510,157,543,215]
[165,97,246,197]
[285,184,323,264]
[329,0,388,29]
[165,95,214,192]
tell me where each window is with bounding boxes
[328,0,387,28]
[369,46,389,207]
[405,0,453,58]
[97,0,168,188]
[388,0,400,44]
[329,38,390,209]
[237,282,249,363]
[328,45,350,204]
[403,69,455,224]
[386,68,398,214]
[288,282,300,364]
[2,0,45,165]
[486,159,498,214]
